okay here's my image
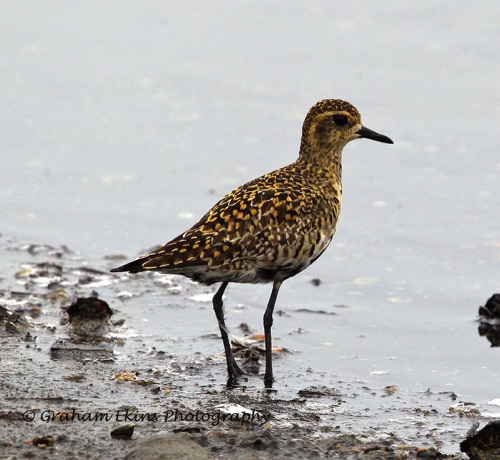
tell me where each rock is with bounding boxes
[124,434,210,460]
[460,420,500,460]
[67,296,113,322]
[111,423,135,439]
[298,385,342,398]
[66,296,113,337]
[477,294,500,347]
[0,305,30,334]
[478,294,500,319]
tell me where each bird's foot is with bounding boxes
[228,357,245,377]
[263,372,274,389]
[225,357,246,388]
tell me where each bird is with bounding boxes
[110,99,393,387]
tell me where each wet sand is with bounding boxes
[1,238,497,459]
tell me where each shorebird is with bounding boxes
[111,99,393,387]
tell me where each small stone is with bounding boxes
[124,434,210,460]
[111,424,135,440]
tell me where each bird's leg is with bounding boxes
[212,282,244,382]
[263,280,282,388]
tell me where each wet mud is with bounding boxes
[0,237,498,459]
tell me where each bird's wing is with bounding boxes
[134,182,337,272]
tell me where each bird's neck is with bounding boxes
[296,142,343,192]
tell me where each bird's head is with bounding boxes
[299,99,393,159]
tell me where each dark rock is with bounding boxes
[460,420,500,460]
[65,296,113,337]
[415,446,447,458]
[111,423,135,439]
[477,294,500,347]
[28,435,57,447]
[478,294,500,319]
[67,296,112,322]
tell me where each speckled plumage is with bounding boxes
[111,99,393,387]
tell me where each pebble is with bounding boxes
[124,434,210,460]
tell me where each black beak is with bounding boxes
[357,126,393,144]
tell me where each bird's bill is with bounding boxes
[357,126,394,144]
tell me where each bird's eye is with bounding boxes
[332,115,348,126]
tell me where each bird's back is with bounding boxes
[112,160,341,285]
[111,98,396,284]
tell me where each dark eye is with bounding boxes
[332,115,348,126]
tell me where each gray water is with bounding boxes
[1,0,499,444]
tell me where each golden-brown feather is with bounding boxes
[111,99,392,285]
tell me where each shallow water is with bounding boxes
[1,2,499,456]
